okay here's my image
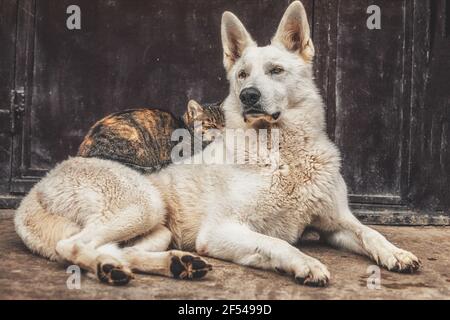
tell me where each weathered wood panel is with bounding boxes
[0,0,17,109]
[0,0,17,196]
[333,0,411,203]
[24,0,312,171]
[1,0,449,224]
[409,0,450,213]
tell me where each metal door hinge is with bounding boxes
[10,88,25,134]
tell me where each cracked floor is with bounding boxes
[0,210,449,300]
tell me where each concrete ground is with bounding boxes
[0,209,449,300]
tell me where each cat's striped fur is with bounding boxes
[77,100,224,173]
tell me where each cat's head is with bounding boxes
[183,100,225,142]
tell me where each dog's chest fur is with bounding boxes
[242,126,341,243]
[157,124,341,249]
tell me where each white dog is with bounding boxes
[15,1,420,286]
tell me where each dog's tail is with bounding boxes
[14,189,81,261]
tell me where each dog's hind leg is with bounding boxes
[56,227,134,285]
[318,175,421,273]
[119,225,211,279]
[55,204,165,285]
[196,221,330,287]
[121,248,212,280]
[58,222,212,284]
[123,225,172,252]
[14,189,82,261]
[121,225,211,279]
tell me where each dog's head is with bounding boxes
[221,1,316,128]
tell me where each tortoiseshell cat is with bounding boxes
[78,100,224,173]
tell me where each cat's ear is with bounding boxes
[272,1,314,63]
[221,11,256,72]
[187,100,204,118]
[184,100,204,124]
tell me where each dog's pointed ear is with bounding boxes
[221,11,256,72]
[272,1,314,63]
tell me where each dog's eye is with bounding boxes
[238,70,248,79]
[270,67,284,75]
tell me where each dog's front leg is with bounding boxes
[196,221,330,286]
[320,174,421,273]
[322,219,421,273]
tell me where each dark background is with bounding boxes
[0,0,449,224]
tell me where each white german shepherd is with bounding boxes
[15,1,420,287]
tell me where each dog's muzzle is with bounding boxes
[243,110,281,125]
[240,87,281,124]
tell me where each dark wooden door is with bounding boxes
[409,0,450,217]
[7,0,313,192]
[315,0,413,214]
[1,0,449,225]
[0,0,18,207]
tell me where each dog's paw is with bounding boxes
[169,251,213,280]
[96,258,133,286]
[292,258,330,287]
[385,249,421,274]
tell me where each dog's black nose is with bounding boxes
[240,87,261,107]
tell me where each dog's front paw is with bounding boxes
[292,258,330,287]
[384,249,421,273]
[169,251,213,280]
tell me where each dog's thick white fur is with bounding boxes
[15,1,420,286]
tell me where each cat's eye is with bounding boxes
[270,67,284,75]
[238,70,248,79]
